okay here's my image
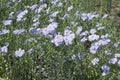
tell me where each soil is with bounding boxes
[111,0,120,37]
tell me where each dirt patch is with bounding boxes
[111,0,120,37]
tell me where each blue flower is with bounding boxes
[90,42,101,54]
[91,58,99,65]
[71,54,76,60]
[101,64,110,76]
[87,12,99,20]
[50,11,59,17]
[32,22,40,27]
[114,42,120,48]
[27,48,34,54]
[2,29,10,34]
[51,34,64,46]
[89,28,97,34]
[42,22,58,36]
[115,53,120,58]
[47,22,58,34]
[80,13,87,21]
[88,34,99,41]
[0,46,8,54]
[64,33,75,45]
[63,27,75,45]
[67,5,73,11]
[117,60,120,67]
[17,9,28,22]
[90,45,99,54]
[3,20,12,25]
[80,30,89,36]
[76,26,82,35]
[104,50,112,55]
[80,37,88,42]
[13,29,26,35]
[108,58,118,64]
[102,14,108,19]
[15,48,25,57]
[98,38,111,46]
[0,29,10,35]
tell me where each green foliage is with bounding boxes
[0,0,119,80]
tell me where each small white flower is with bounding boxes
[87,12,96,20]
[3,20,12,25]
[90,28,97,34]
[60,13,70,20]
[24,38,37,44]
[33,15,39,22]
[90,42,100,54]
[117,60,120,67]
[102,72,108,76]
[32,22,40,27]
[1,29,10,34]
[91,58,99,65]
[12,0,16,2]
[98,39,111,45]
[101,34,109,39]
[64,33,75,45]
[13,29,26,35]
[27,48,34,54]
[80,37,87,42]
[50,11,59,17]
[88,34,99,41]
[80,13,87,21]
[58,2,63,7]
[90,45,98,54]
[36,28,42,34]
[77,53,84,59]
[0,46,8,53]
[108,58,117,64]
[74,11,80,17]
[42,22,58,36]
[115,53,120,58]
[39,0,43,2]
[80,30,89,36]
[36,4,47,13]
[15,48,25,57]
[42,28,49,36]
[17,9,28,22]
[96,22,102,27]
[51,34,64,46]
[101,64,110,76]
[71,54,76,60]
[114,42,120,48]
[64,27,72,36]
[93,41,101,47]
[71,21,78,26]
[105,50,112,55]
[48,18,54,22]
[102,14,108,19]
[51,0,59,5]
[63,28,75,45]
[76,26,82,35]
[29,4,38,10]
[67,5,73,11]
[46,7,51,14]
[9,12,15,19]
[97,27,105,30]
[36,8,42,13]
[47,22,58,29]
[29,27,37,34]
